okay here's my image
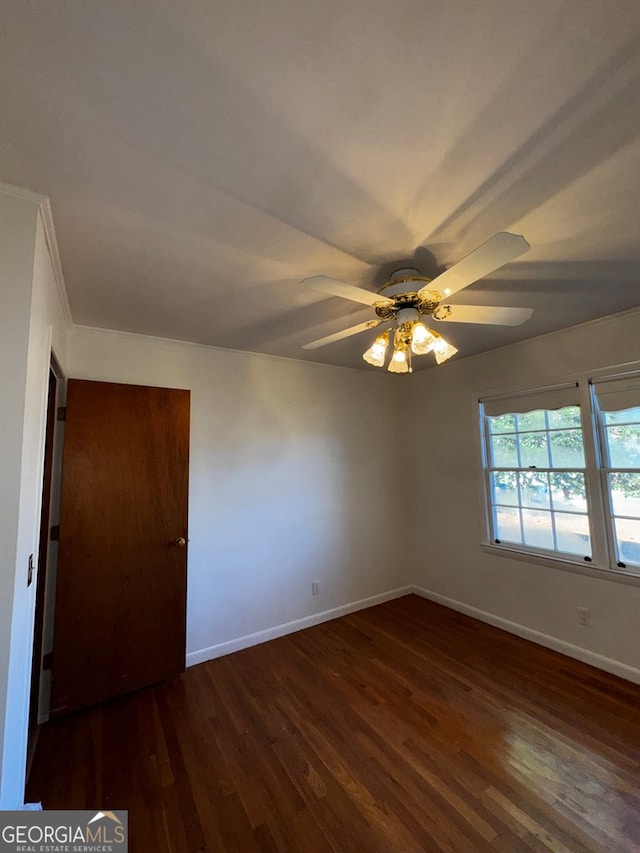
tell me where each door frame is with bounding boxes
[26,353,65,778]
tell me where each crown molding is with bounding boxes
[0,181,74,327]
[37,197,73,326]
[460,303,640,368]
[70,324,399,377]
[0,180,47,206]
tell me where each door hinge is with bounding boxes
[56,406,67,422]
[50,524,60,541]
[42,652,53,671]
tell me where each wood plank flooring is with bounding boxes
[27,595,640,851]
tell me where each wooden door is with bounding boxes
[50,379,190,716]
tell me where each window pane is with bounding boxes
[516,411,545,431]
[603,407,640,426]
[491,472,518,506]
[608,473,640,517]
[522,509,554,550]
[547,406,581,429]
[489,414,516,434]
[554,513,591,556]
[491,434,518,467]
[495,506,521,544]
[613,517,640,565]
[604,424,640,468]
[549,429,585,468]
[520,472,550,509]
[549,472,587,512]
[518,432,549,468]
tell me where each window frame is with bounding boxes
[592,378,640,572]
[476,363,640,584]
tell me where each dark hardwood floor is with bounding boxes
[28,595,640,852]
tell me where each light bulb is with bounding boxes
[362,330,390,368]
[411,322,436,355]
[432,334,458,364]
[387,346,409,374]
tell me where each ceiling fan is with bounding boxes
[301,232,532,373]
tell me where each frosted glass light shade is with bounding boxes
[411,322,437,355]
[388,347,409,374]
[432,335,458,364]
[363,331,390,367]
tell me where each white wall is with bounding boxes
[68,327,411,663]
[0,189,70,808]
[408,308,640,681]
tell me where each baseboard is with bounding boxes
[412,585,640,686]
[186,586,413,667]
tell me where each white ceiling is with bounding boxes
[2,0,640,369]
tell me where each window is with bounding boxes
[479,372,640,577]
[593,375,640,570]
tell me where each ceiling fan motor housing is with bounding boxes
[396,307,420,325]
[374,269,443,321]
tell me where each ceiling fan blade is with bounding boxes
[436,305,534,325]
[302,275,392,307]
[302,319,384,350]
[420,232,530,299]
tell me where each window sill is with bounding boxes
[480,543,640,587]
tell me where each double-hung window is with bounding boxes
[592,375,640,571]
[479,371,640,578]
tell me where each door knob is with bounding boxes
[174,537,187,548]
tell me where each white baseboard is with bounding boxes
[412,585,640,686]
[186,586,413,667]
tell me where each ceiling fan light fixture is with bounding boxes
[432,334,458,364]
[303,231,531,370]
[387,345,410,374]
[411,322,437,355]
[362,330,390,368]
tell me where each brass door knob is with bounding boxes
[174,537,187,548]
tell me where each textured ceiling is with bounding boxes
[2,0,640,369]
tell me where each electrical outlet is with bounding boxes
[312,581,320,596]
[27,554,34,587]
[578,606,591,626]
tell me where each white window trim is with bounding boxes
[474,360,640,586]
[479,542,640,587]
